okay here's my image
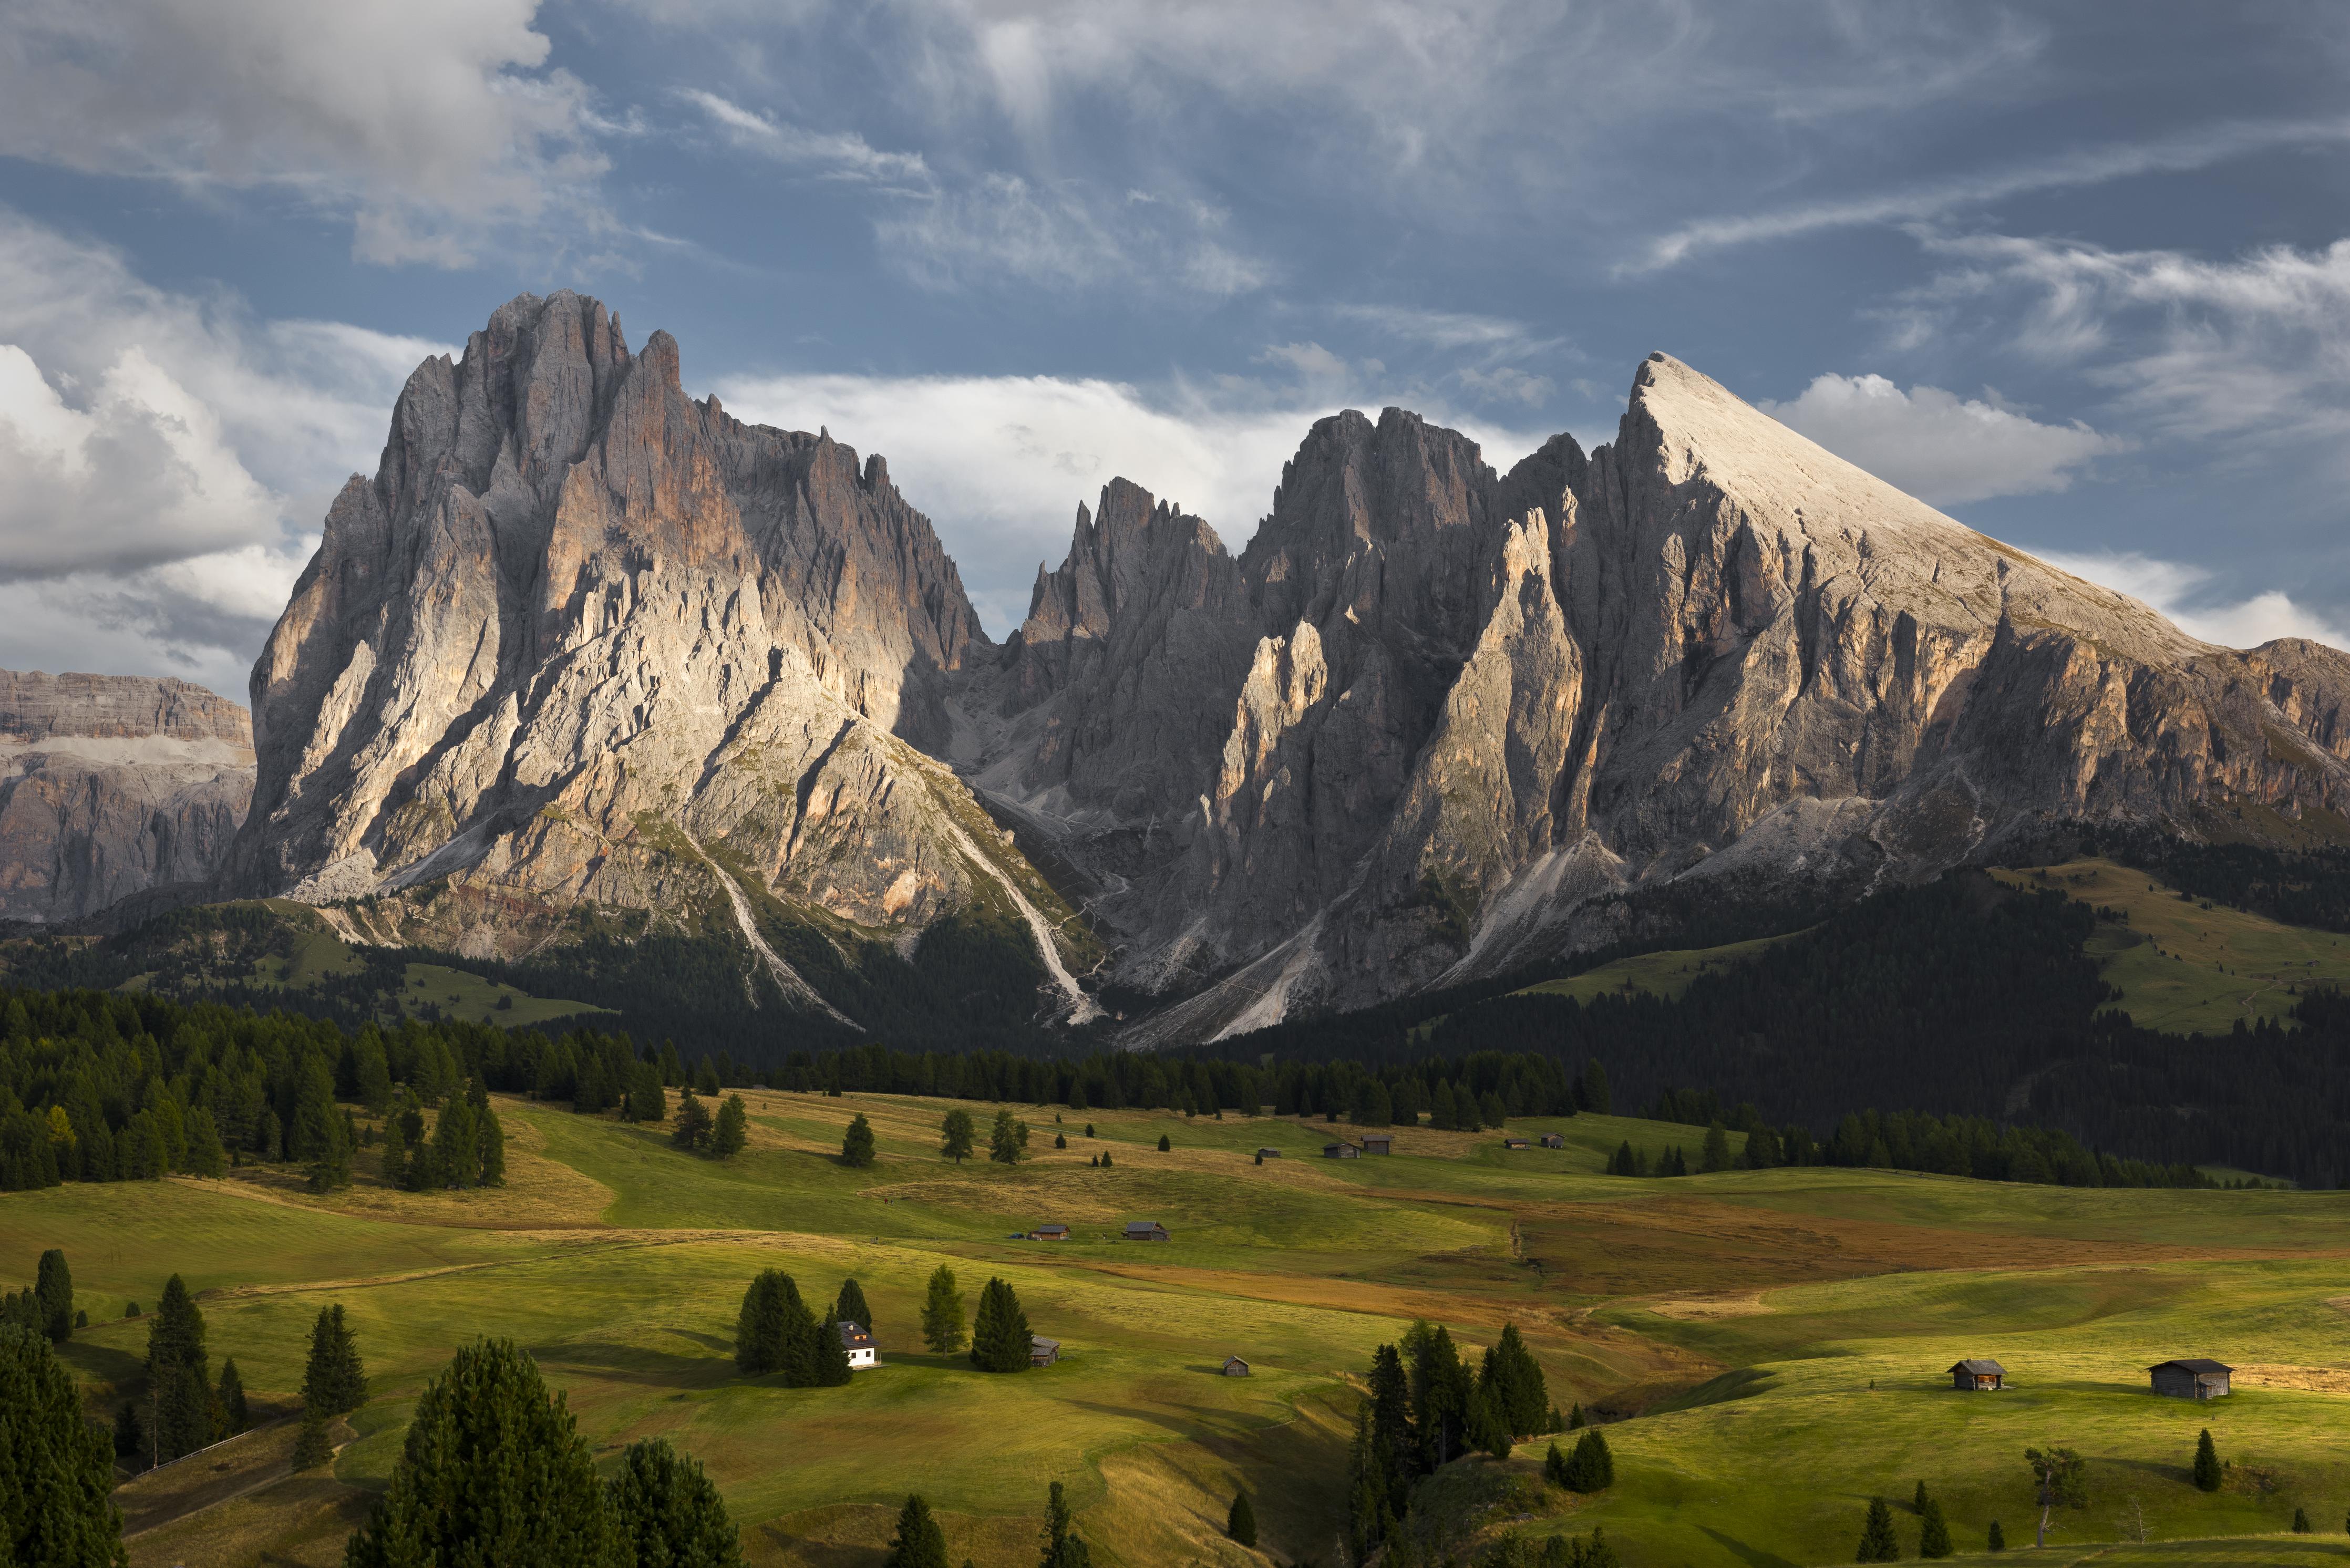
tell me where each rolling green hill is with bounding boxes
[13,1088,2350,1567]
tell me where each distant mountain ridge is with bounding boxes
[202,291,2350,1044]
[0,670,253,923]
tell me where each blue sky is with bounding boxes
[2,0,2347,697]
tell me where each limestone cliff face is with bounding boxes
[224,292,1092,1023]
[962,355,2350,1041]
[0,672,253,923]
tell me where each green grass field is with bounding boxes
[1511,931,1805,1004]
[8,1089,2349,1568]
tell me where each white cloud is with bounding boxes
[1760,373,2128,505]
[714,369,1545,634]
[2034,550,2350,653]
[874,174,1267,297]
[681,91,931,185]
[0,0,607,265]
[1919,233,2350,461]
[1632,116,2350,272]
[0,213,437,694]
[1456,366,1555,407]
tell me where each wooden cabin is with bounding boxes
[1360,1135,1393,1155]
[1029,1223,1070,1241]
[1030,1336,1061,1367]
[1255,1147,1283,1159]
[1504,1137,1530,1150]
[1323,1142,1360,1159]
[1124,1221,1171,1242]
[1949,1358,2005,1391]
[2149,1359,2233,1399]
[1222,1355,1250,1376]
[1540,1133,1565,1149]
[838,1321,878,1370]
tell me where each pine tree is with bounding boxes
[940,1109,975,1164]
[476,1096,506,1186]
[1481,1322,1548,1437]
[1912,1481,1929,1515]
[836,1279,874,1338]
[1225,1488,1256,1547]
[1561,1428,1613,1492]
[216,1358,248,1435]
[1098,1150,1112,1169]
[882,1494,949,1568]
[735,1272,788,1375]
[291,1412,332,1470]
[0,1323,125,1565]
[2293,1507,2312,1534]
[184,1107,227,1178]
[609,1437,744,1568]
[145,1274,211,1461]
[695,1056,722,1097]
[711,1095,748,1160]
[301,1304,366,1417]
[1701,1121,1731,1172]
[968,1278,1032,1373]
[920,1265,966,1355]
[1918,1497,1951,1559]
[1856,1497,1901,1563]
[1469,1384,1512,1459]
[1986,1520,2005,1552]
[841,1113,877,1168]
[1568,1403,1585,1429]
[1544,1442,1568,1487]
[346,1339,621,1568]
[34,1249,70,1344]
[2192,1428,2221,1491]
[430,1097,479,1190]
[1579,1059,1611,1113]
[988,1110,1026,1165]
[1056,1132,1068,1149]
[112,1400,140,1461]
[814,1309,853,1386]
[1039,1480,1091,1568]
[672,1089,714,1151]
[1157,1133,1171,1151]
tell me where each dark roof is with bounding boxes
[1124,1220,1166,1232]
[1950,1359,2005,1375]
[838,1321,873,1345]
[2150,1359,2233,1374]
[1031,1336,1060,1349]
[1034,1223,1068,1232]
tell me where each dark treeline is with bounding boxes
[2101,827,2350,935]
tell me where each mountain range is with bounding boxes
[28,290,2350,1045]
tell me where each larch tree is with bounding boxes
[345,1339,622,1568]
[920,1266,966,1356]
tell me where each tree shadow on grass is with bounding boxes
[534,1339,733,1389]
[61,1337,144,1391]
[1697,1526,1798,1568]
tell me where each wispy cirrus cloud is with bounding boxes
[1630,116,2350,273]
[680,90,932,186]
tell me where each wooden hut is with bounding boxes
[1323,1142,1360,1159]
[2149,1359,2232,1399]
[1030,1336,1061,1367]
[1123,1220,1171,1242]
[1360,1135,1393,1155]
[1948,1358,2005,1391]
[1222,1355,1250,1377]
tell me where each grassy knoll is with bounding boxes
[1993,857,2350,1034]
[1512,931,1803,1004]
[5,1091,2349,1567]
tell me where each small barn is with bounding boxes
[1323,1142,1360,1159]
[1540,1133,1565,1149]
[1361,1135,1393,1155]
[1949,1358,2005,1391]
[838,1321,878,1370]
[1504,1137,1530,1150]
[1124,1220,1172,1242]
[1222,1355,1250,1377]
[1030,1336,1060,1368]
[1256,1147,1283,1159]
[1029,1223,1070,1241]
[2150,1359,2233,1399]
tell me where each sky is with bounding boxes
[2,1,2348,698]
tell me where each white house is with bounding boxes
[839,1320,878,1369]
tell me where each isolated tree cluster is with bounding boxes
[1346,1319,1555,1559]
[734,1271,853,1386]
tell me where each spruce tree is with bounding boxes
[1986,1520,2004,1552]
[988,1109,1026,1165]
[291,1412,331,1470]
[841,1113,877,1168]
[1568,1402,1585,1429]
[0,1324,124,1565]
[145,1274,211,1461]
[2294,1507,2312,1534]
[2192,1428,2221,1491]
[609,1437,744,1568]
[1039,1480,1091,1568]
[673,1089,714,1151]
[735,1272,789,1375]
[882,1494,949,1568]
[1912,1481,1929,1515]
[920,1265,967,1355]
[1157,1133,1171,1152]
[1469,1384,1512,1459]
[968,1277,1032,1373]
[1918,1497,1951,1559]
[1561,1428,1613,1492]
[1855,1497,1900,1563]
[940,1109,975,1164]
[345,1339,620,1568]
[216,1358,247,1436]
[1543,1442,1568,1488]
[34,1249,70,1344]
[836,1278,874,1337]
[1098,1150,1112,1169]
[301,1304,367,1417]
[815,1309,853,1386]
[1225,1488,1256,1547]
[1482,1322,1548,1437]
[710,1095,748,1160]
[184,1108,227,1178]
[1701,1122,1731,1172]
[775,1276,820,1386]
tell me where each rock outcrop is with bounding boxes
[225,300,2350,1040]
[223,292,1093,1023]
[0,672,253,923]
